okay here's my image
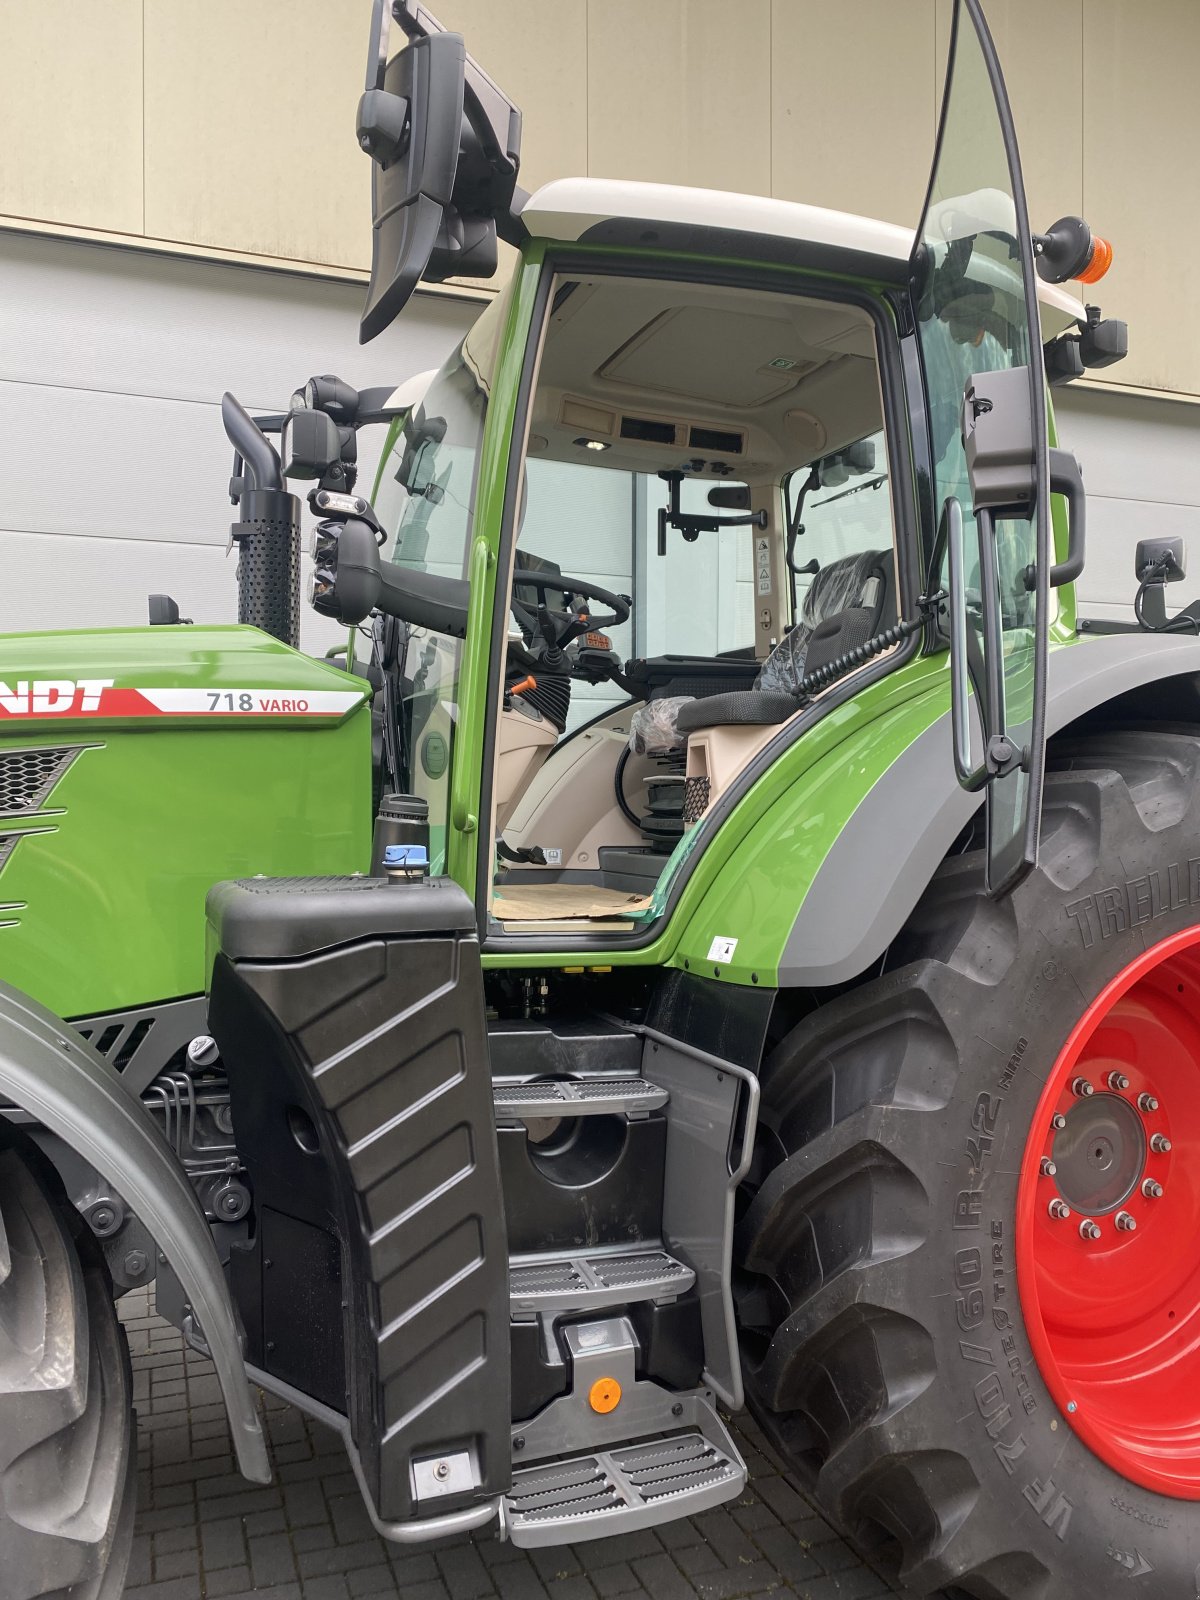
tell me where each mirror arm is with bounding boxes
[376,566,470,639]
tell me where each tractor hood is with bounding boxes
[0,626,368,731]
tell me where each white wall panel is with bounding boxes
[1056,387,1200,620]
[0,233,475,635]
[2,530,347,659]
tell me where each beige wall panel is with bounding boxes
[770,0,935,227]
[586,1,772,195]
[934,0,1084,234]
[434,1,588,195]
[143,0,371,270]
[0,0,143,233]
[1083,1,1200,395]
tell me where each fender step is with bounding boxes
[505,1423,745,1546]
[493,1078,668,1119]
[510,1248,694,1315]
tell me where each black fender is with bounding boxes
[0,980,270,1485]
[780,631,1200,986]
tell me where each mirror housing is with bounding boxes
[283,409,344,481]
[358,2,525,343]
[962,365,1035,515]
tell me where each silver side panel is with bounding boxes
[780,632,1200,987]
[637,1027,759,1410]
[0,979,270,1485]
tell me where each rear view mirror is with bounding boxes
[707,485,750,512]
[1136,537,1186,583]
[358,16,466,343]
[357,2,524,343]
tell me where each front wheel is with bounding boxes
[736,729,1200,1596]
[0,1142,135,1599]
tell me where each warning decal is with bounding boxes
[755,536,772,597]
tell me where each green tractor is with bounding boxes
[2,2,1193,1594]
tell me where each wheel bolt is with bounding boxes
[1138,1093,1159,1113]
[1079,1218,1102,1241]
[1151,1134,1173,1154]
[1040,1157,1058,1178]
[1142,1179,1164,1199]
[1073,1077,1095,1098]
[1115,1211,1138,1232]
[1051,1113,1067,1131]
[1048,1198,1072,1220]
[1108,1071,1131,1091]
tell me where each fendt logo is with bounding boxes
[0,679,114,715]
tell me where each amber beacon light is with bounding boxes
[1035,215,1113,285]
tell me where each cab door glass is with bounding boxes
[913,0,1049,894]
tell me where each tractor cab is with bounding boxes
[295,0,1117,954]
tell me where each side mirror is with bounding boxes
[1136,537,1186,584]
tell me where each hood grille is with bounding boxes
[0,747,81,816]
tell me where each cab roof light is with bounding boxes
[1035,215,1113,285]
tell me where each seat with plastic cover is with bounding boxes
[628,549,893,757]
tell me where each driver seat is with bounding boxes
[628,549,893,757]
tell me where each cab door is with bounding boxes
[911,0,1050,896]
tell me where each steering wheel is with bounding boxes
[510,568,631,648]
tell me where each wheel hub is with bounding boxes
[1052,1092,1146,1215]
[1018,926,1200,1500]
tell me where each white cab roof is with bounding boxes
[522,177,1082,330]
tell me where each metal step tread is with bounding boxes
[510,1248,695,1314]
[493,1078,668,1118]
[506,1429,745,1545]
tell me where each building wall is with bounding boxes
[1,3,1198,643]
[0,232,474,648]
[2,1,1199,397]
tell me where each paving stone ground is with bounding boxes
[119,1287,903,1600]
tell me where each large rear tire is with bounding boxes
[736,729,1200,1596]
[0,1143,135,1599]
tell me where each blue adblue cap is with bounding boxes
[383,844,429,870]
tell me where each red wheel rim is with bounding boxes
[1018,926,1200,1498]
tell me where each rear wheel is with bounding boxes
[736,729,1200,1595]
[0,1143,135,1599]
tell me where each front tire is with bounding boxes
[736,729,1200,1597]
[0,1143,135,1599]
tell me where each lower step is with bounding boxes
[510,1248,694,1315]
[493,1078,668,1119]
[506,1427,745,1546]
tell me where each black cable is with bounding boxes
[1134,562,1200,634]
[613,743,642,830]
[793,593,946,701]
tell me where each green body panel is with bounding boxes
[0,626,371,1017]
[445,249,546,896]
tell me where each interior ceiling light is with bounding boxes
[574,436,610,451]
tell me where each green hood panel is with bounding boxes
[0,626,368,730]
[0,627,372,1018]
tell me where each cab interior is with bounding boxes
[486,271,902,934]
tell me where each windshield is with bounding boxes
[786,428,894,612]
[373,339,489,870]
